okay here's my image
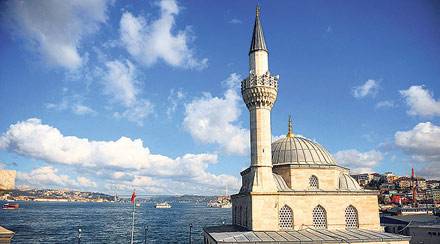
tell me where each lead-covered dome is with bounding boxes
[271,117,337,166]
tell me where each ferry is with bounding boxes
[2,203,19,210]
[154,202,171,208]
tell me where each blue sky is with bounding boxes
[0,0,439,195]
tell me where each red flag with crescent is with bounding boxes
[130,191,136,204]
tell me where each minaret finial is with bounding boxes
[249,4,267,54]
[287,115,294,138]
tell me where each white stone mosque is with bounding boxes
[203,7,410,244]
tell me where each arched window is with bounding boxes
[309,175,319,189]
[312,205,327,229]
[345,205,359,229]
[279,205,293,229]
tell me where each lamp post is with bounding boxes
[189,223,193,244]
[144,226,148,244]
[77,228,82,244]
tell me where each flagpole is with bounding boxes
[131,192,136,244]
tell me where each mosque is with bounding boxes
[203,7,410,244]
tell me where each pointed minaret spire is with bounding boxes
[287,115,294,138]
[249,5,268,54]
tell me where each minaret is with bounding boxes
[241,6,279,192]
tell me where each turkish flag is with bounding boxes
[130,191,136,204]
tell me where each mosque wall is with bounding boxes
[273,166,347,191]
[243,192,380,231]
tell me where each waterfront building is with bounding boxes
[203,6,410,244]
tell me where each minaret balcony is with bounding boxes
[241,72,279,110]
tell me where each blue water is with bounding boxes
[0,201,230,243]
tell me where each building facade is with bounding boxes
[203,7,410,244]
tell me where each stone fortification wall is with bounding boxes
[0,170,16,190]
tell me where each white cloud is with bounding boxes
[103,60,139,107]
[229,19,242,24]
[119,0,207,69]
[101,60,154,125]
[395,122,440,178]
[113,99,154,126]
[0,118,239,194]
[183,73,249,155]
[352,79,379,98]
[400,85,440,117]
[17,166,96,189]
[334,149,383,173]
[6,0,109,70]
[76,176,97,188]
[72,104,95,115]
[46,91,96,116]
[376,100,395,109]
[166,89,185,118]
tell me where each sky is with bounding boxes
[0,0,439,195]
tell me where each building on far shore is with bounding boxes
[203,6,410,244]
[0,170,16,191]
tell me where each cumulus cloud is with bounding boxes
[119,0,207,69]
[400,85,440,117]
[334,149,383,173]
[395,122,440,177]
[6,0,110,70]
[352,79,379,98]
[17,166,97,189]
[0,118,239,193]
[183,73,249,155]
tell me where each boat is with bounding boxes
[135,202,141,207]
[2,203,19,210]
[154,202,171,208]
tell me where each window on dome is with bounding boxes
[309,175,319,189]
[279,205,293,229]
[312,205,327,229]
[345,205,359,229]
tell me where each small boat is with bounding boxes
[154,202,171,208]
[2,203,19,210]
[135,202,141,207]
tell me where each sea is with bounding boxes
[0,201,231,243]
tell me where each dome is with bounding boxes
[271,116,337,166]
[338,173,362,191]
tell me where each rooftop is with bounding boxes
[204,225,410,243]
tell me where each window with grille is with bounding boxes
[279,205,293,229]
[345,205,359,229]
[309,175,319,189]
[312,205,327,229]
